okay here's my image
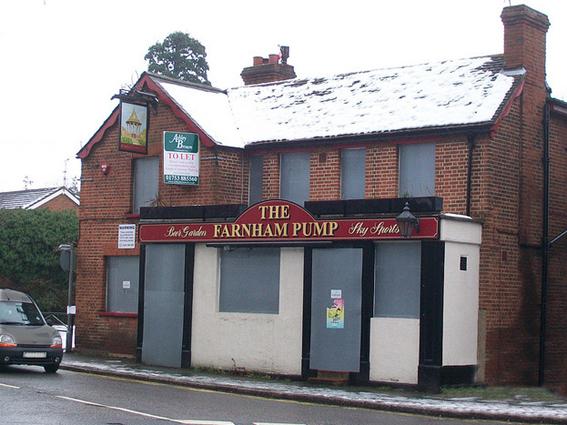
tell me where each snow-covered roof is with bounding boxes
[151,79,244,147]
[0,187,79,210]
[229,56,519,145]
[79,55,513,155]
[145,55,520,148]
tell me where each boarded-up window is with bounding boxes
[219,248,280,314]
[280,152,310,205]
[399,144,435,197]
[341,148,365,199]
[133,157,159,213]
[249,156,263,205]
[374,242,421,318]
[106,256,139,313]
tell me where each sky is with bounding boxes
[0,0,565,192]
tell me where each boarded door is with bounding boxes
[310,248,363,372]
[142,244,185,367]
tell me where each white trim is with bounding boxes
[26,187,79,209]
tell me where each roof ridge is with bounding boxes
[228,54,505,90]
[145,72,227,94]
[0,186,61,196]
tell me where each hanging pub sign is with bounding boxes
[163,131,200,185]
[119,102,148,154]
[139,200,439,243]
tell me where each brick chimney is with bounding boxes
[240,46,296,85]
[501,5,549,87]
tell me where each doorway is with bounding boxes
[141,244,186,367]
[309,247,363,372]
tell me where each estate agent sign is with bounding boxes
[163,131,200,185]
[139,200,439,243]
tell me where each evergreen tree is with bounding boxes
[0,209,78,311]
[145,32,211,85]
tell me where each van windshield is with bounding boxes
[0,301,45,326]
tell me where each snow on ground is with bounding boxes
[63,357,567,423]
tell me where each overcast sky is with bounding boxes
[0,0,565,192]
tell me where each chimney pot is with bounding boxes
[241,47,296,85]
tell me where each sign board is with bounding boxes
[139,200,439,243]
[119,102,148,154]
[163,131,199,185]
[118,224,136,249]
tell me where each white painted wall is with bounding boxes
[369,317,419,384]
[191,245,304,375]
[440,218,481,366]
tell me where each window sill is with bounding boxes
[125,213,140,219]
[99,312,138,318]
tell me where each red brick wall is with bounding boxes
[435,142,468,214]
[474,96,543,385]
[40,194,78,213]
[310,148,340,200]
[366,144,398,198]
[262,153,280,199]
[545,112,567,390]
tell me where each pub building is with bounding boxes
[75,5,567,392]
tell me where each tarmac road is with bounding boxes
[0,365,529,425]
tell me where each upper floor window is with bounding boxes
[399,144,435,197]
[280,152,310,205]
[133,157,159,213]
[249,156,263,205]
[341,148,365,199]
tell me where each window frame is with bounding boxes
[279,152,311,205]
[340,147,366,200]
[105,255,140,314]
[132,156,159,214]
[248,156,264,205]
[218,247,281,314]
[398,143,436,197]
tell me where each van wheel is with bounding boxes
[44,364,59,374]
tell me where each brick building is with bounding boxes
[76,5,567,391]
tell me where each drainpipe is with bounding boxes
[538,94,551,386]
[466,134,476,217]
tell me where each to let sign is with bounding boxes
[163,131,199,185]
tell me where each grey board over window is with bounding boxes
[106,256,139,313]
[280,152,310,205]
[249,156,263,205]
[399,143,435,197]
[133,156,159,213]
[341,148,365,199]
[374,242,421,318]
[219,247,280,314]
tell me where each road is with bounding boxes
[0,365,522,425]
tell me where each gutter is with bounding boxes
[244,122,494,152]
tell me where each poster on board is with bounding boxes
[326,298,345,329]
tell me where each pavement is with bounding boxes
[61,353,567,424]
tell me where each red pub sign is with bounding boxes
[139,200,439,243]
